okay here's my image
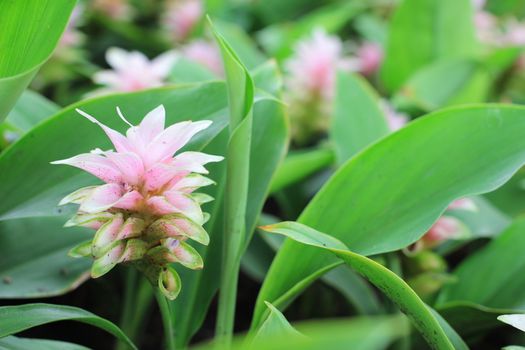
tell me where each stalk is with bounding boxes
[155,290,176,350]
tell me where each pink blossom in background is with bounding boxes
[59,4,85,49]
[92,0,133,20]
[52,106,222,297]
[504,19,525,46]
[163,0,203,42]
[92,48,178,95]
[181,40,223,76]
[285,29,348,101]
[381,100,408,131]
[355,42,383,76]
[409,198,477,253]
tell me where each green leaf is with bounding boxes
[0,216,90,298]
[195,316,409,350]
[251,302,303,344]
[394,59,490,112]
[331,72,389,164]
[4,90,59,133]
[253,105,525,329]
[0,303,137,350]
[381,0,477,92]
[260,222,455,349]
[437,218,525,310]
[0,336,88,350]
[0,0,76,121]
[270,147,334,193]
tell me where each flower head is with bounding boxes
[352,42,384,76]
[92,48,177,95]
[52,105,223,299]
[162,0,203,42]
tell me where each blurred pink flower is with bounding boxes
[92,0,133,20]
[52,106,222,298]
[409,198,476,253]
[181,40,223,76]
[286,29,349,101]
[354,42,384,76]
[503,19,525,46]
[381,100,408,131]
[59,4,84,49]
[163,0,203,42]
[92,48,177,95]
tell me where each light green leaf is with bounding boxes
[437,218,525,310]
[260,222,455,349]
[0,0,76,120]
[0,216,90,298]
[394,59,490,111]
[270,147,334,193]
[4,90,59,133]
[251,302,303,344]
[253,105,525,330]
[0,303,137,350]
[0,336,88,350]
[381,0,477,92]
[331,72,389,164]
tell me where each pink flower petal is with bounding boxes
[51,153,123,183]
[79,183,124,213]
[144,120,212,167]
[448,198,477,212]
[143,163,189,192]
[171,151,224,174]
[76,108,133,153]
[105,151,144,185]
[113,190,144,211]
[138,105,166,144]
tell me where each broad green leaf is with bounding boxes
[169,58,217,84]
[4,90,60,133]
[394,59,490,111]
[0,216,90,298]
[252,302,303,343]
[437,302,522,341]
[429,308,470,350]
[253,105,525,329]
[437,218,525,310]
[381,0,477,92]
[194,316,409,350]
[0,0,76,120]
[0,303,137,350]
[260,222,455,349]
[0,336,88,350]
[331,72,389,164]
[270,147,334,193]
[0,83,229,221]
[485,167,525,217]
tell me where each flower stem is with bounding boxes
[155,289,176,350]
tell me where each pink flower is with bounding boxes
[180,40,223,76]
[92,0,133,20]
[92,48,178,95]
[354,42,384,76]
[58,4,85,49]
[503,19,525,46]
[381,100,408,131]
[52,105,222,299]
[162,0,203,42]
[409,198,476,253]
[286,29,348,101]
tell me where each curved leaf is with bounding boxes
[0,336,88,350]
[0,0,76,120]
[0,216,90,298]
[252,302,303,343]
[0,303,137,350]
[253,105,525,328]
[331,72,389,164]
[260,222,455,350]
[381,0,477,92]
